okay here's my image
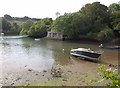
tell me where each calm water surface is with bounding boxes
[0,36,118,72]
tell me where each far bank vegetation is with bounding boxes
[2,2,120,42]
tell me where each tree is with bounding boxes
[53,13,78,39]
[4,14,13,21]
[20,20,33,35]
[114,22,120,37]
[2,18,11,33]
[108,3,120,13]
[55,12,60,18]
[77,2,114,40]
[108,3,120,27]
[27,18,52,38]
[52,2,114,40]
[80,2,109,31]
[97,25,115,40]
[23,16,31,21]
[11,22,19,34]
[108,3,120,38]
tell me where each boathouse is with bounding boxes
[47,29,63,40]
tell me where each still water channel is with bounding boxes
[0,36,118,72]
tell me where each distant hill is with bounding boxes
[4,14,41,26]
[2,14,41,35]
[4,14,41,21]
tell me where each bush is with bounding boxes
[97,25,115,40]
[98,64,120,87]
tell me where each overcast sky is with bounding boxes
[0,0,119,19]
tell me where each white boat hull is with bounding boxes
[70,48,102,61]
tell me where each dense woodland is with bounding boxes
[1,2,120,42]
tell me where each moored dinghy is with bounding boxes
[70,48,103,61]
[99,44,120,49]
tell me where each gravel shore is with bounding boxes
[0,57,118,86]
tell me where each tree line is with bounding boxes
[52,2,120,41]
[1,14,40,35]
[2,2,120,41]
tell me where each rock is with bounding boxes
[42,75,44,76]
[36,73,38,75]
[24,65,27,67]
[43,70,47,72]
[5,78,8,80]
[82,80,85,83]
[62,84,66,87]
[62,78,67,81]
[26,80,29,82]
[15,77,21,81]
[114,65,118,68]
[47,78,50,81]
[11,83,14,85]
[108,64,114,67]
[51,67,63,77]
[28,69,32,71]
[108,64,112,67]
[67,70,72,73]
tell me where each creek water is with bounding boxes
[0,36,118,72]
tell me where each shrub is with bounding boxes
[98,64,120,87]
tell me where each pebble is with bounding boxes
[108,64,119,69]
[11,83,14,85]
[15,77,21,81]
[62,78,67,81]
[24,65,27,67]
[28,69,32,71]
[43,70,47,72]
[26,80,29,82]
[67,70,72,73]
[108,64,113,67]
[5,78,8,80]
[82,80,85,83]
[47,78,50,81]
[36,73,38,75]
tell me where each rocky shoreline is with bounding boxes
[0,58,118,86]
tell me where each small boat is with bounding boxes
[1,33,4,36]
[70,48,103,60]
[1,33,4,41]
[99,44,120,49]
[34,38,41,41]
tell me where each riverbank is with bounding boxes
[1,57,117,86]
[19,58,118,86]
[20,59,101,86]
[45,36,120,46]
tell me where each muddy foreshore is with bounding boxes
[0,57,118,87]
